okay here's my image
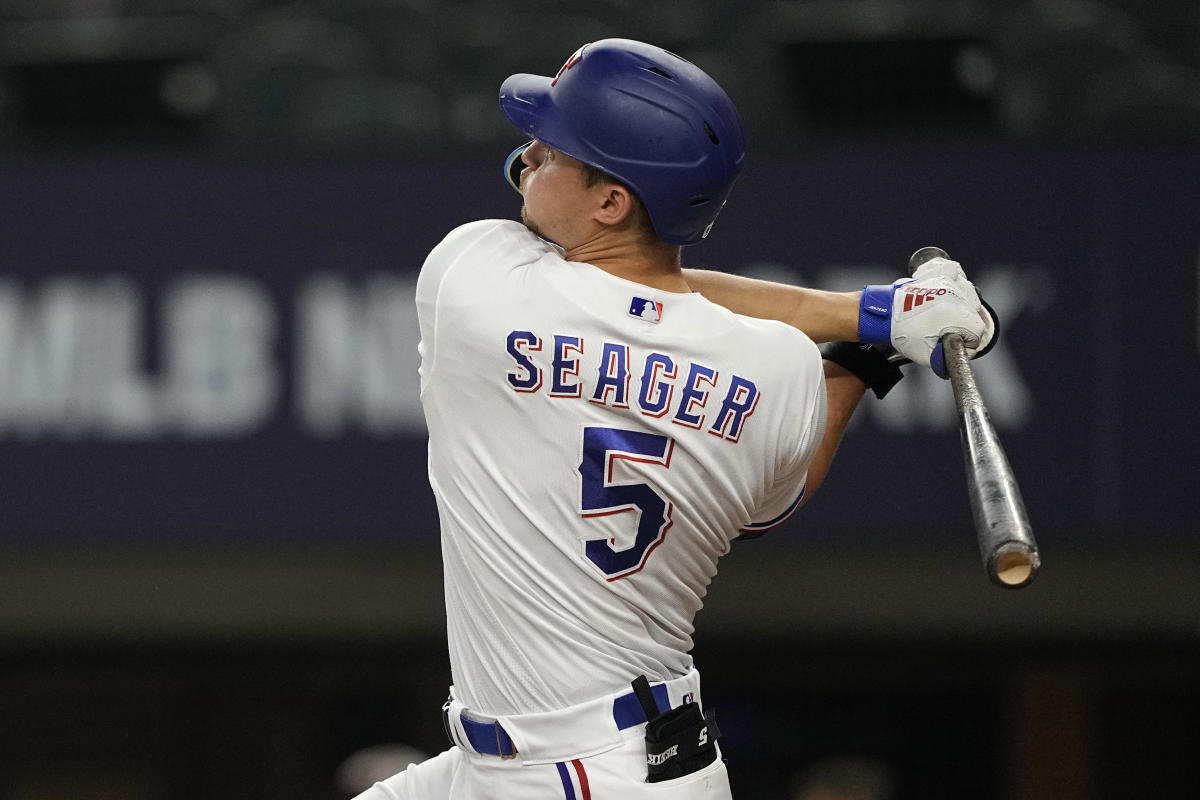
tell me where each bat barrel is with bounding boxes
[943,334,1040,588]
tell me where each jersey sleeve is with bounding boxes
[739,334,828,535]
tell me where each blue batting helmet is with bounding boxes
[499,39,746,246]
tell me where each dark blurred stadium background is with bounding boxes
[1,1,1198,799]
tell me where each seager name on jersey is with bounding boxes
[505,330,760,442]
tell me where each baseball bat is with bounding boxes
[909,246,1040,588]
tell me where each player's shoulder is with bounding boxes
[420,219,552,297]
[427,219,547,265]
[437,218,523,248]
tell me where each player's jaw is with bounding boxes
[519,205,545,241]
[517,141,598,250]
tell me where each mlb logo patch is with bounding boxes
[629,296,663,323]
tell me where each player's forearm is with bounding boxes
[799,361,867,506]
[682,268,860,343]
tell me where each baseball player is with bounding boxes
[355,39,993,800]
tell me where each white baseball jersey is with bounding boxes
[417,219,827,717]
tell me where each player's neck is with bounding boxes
[564,235,689,293]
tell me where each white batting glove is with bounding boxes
[858,257,996,377]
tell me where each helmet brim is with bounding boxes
[499,72,603,177]
[499,73,556,143]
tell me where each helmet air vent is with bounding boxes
[703,121,720,144]
[645,66,675,80]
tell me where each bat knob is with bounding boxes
[908,246,949,276]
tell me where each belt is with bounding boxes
[449,681,672,758]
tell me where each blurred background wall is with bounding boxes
[1,1,1198,798]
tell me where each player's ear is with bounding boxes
[594,183,637,229]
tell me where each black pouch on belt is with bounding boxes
[631,674,721,782]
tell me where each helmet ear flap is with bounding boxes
[504,142,532,192]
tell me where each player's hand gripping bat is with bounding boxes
[909,246,1040,588]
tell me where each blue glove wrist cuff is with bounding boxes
[858,284,895,345]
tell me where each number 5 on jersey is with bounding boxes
[578,427,674,580]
